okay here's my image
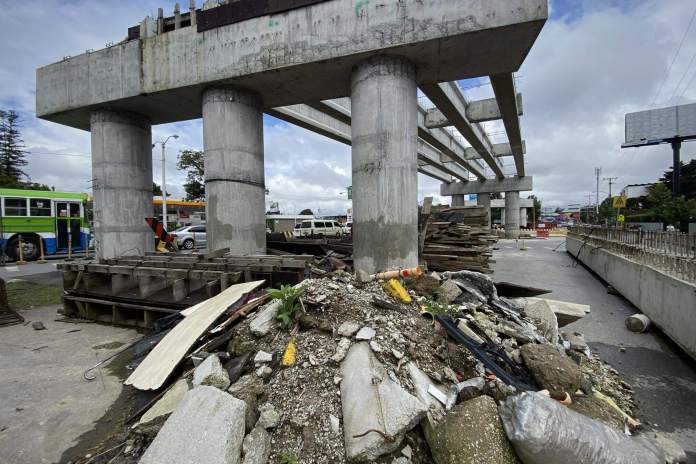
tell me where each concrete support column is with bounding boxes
[203,87,265,254]
[519,207,528,228]
[351,55,418,273]
[477,193,491,229]
[504,191,520,239]
[90,110,153,260]
[451,194,466,207]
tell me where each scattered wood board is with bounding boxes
[124,280,264,391]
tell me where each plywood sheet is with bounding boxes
[125,280,265,390]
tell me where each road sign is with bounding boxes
[612,195,627,208]
[617,214,625,223]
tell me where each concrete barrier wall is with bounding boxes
[567,236,696,360]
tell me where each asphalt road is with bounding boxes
[494,237,696,461]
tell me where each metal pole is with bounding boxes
[162,142,167,229]
[672,139,681,196]
[595,167,601,222]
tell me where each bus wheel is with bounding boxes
[6,236,40,261]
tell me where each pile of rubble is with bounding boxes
[93,268,685,464]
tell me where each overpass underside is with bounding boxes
[36,0,547,273]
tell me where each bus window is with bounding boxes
[4,198,27,216]
[70,203,80,217]
[30,199,52,217]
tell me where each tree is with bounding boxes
[659,159,696,200]
[646,183,696,226]
[299,208,314,216]
[177,150,204,201]
[527,195,541,224]
[152,182,171,197]
[0,110,29,181]
[0,172,51,191]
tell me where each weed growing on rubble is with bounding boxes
[268,284,305,329]
[422,299,460,317]
[278,451,300,464]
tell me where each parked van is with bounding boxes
[293,220,344,238]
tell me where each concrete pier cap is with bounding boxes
[351,55,418,274]
[202,86,266,254]
[90,109,153,259]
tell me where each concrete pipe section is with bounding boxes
[504,191,520,239]
[202,87,266,254]
[90,110,154,259]
[351,56,419,273]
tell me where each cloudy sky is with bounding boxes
[1,0,695,215]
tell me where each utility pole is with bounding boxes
[594,167,601,223]
[603,177,618,226]
[153,134,179,228]
[587,192,593,223]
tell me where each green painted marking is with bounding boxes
[355,0,370,15]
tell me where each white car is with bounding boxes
[293,220,344,238]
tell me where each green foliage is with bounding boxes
[422,299,459,317]
[0,109,28,181]
[278,452,299,464]
[660,159,696,200]
[646,183,696,226]
[177,149,205,201]
[527,194,542,223]
[299,208,313,216]
[0,173,51,191]
[268,284,305,329]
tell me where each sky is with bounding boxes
[1,0,696,215]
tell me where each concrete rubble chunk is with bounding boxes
[137,378,190,427]
[524,299,559,344]
[524,297,590,327]
[192,354,231,390]
[355,326,376,340]
[228,375,264,432]
[437,279,462,303]
[341,343,427,461]
[257,402,280,429]
[241,426,271,464]
[520,343,584,394]
[249,300,280,337]
[139,386,247,464]
[331,337,352,363]
[651,432,687,464]
[31,321,46,330]
[253,350,273,363]
[329,414,341,435]
[337,320,361,337]
[424,395,518,464]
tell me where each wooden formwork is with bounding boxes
[58,250,312,328]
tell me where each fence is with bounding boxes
[568,226,696,282]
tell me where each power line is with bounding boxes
[651,4,696,107]
[677,65,696,100]
[669,47,696,102]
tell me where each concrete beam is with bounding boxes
[490,198,534,208]
[37,0,547,129]
[490,73,525,176]
[306,99,351,125]
[418,163,453,183]
[440,176,533,195]
[267,105,351,145]
[425,93,523,127]
[420,82,504,178]
[465,141,526,160]
[418,140,469,182]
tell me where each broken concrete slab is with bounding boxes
[424,395,518,464]
[524,297,590,327]
[520,344,584,394]
[249,300,280,337]
[192,354,231,390]
[341,343,426,461]
[331,337,352,363]
[524,299,559,344]
[137,378,190,427]
[405,362,446,421]
[651,432,687,464]
[253,350,273,364]
[257,402,280,429]
[241,426,271,464]
[437,279,462,304]
[568,394,625,430]
[139,386,247,464]
[355,326,376,340]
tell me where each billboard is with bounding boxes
[623,103,696,147]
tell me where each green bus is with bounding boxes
[0,188,90,261]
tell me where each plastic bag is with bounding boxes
[498,392,664,464]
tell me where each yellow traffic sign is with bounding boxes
[617,214,625,223]
[612,195,627,208]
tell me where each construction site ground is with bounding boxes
[493,237,696,460]
[1,239,695,462]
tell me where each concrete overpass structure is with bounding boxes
[36,0,547,272]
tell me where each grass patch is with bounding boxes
[7,280,63,310]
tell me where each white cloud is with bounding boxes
[2,0,696,215]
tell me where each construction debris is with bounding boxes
[625,313,651,333]
[80,265,658,464]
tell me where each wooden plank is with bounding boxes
[124,280,264,391]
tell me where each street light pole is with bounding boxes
[153,134,179,228]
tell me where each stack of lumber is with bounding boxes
[421,206,497,273]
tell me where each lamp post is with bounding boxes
[153,134,179,228]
